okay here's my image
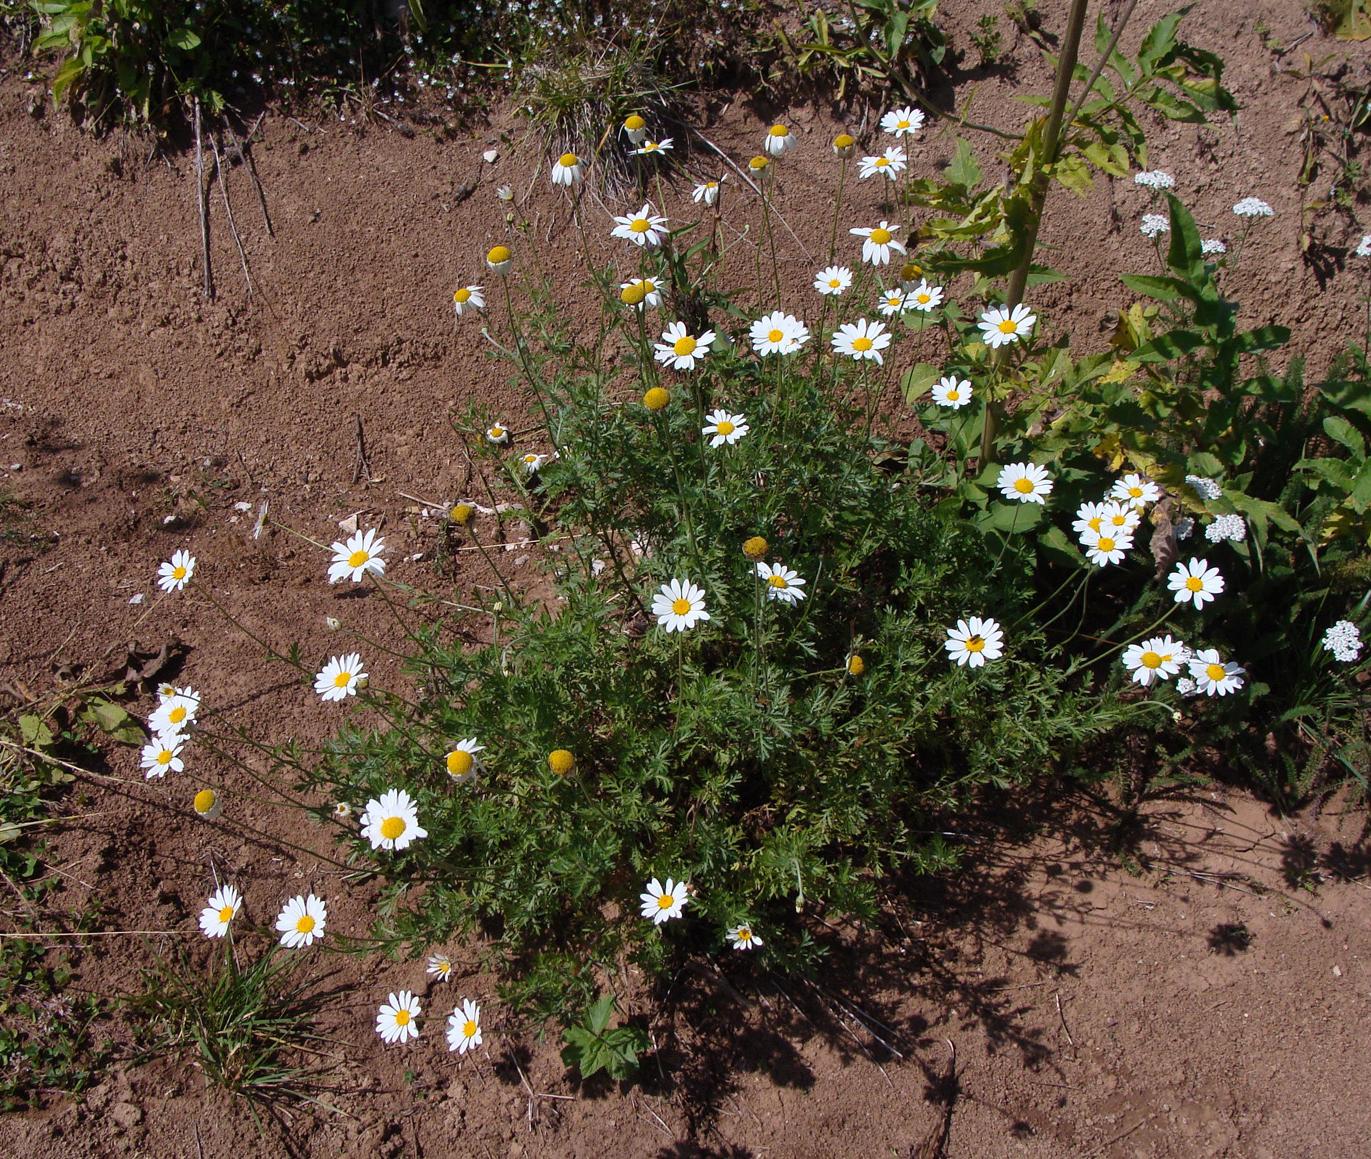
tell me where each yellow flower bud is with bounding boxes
[643,387,670,411]
[449,502,475,526]
[486,244,511,271]
[742,535,769,561]
[847,654,865,677]
[548,749,575,776]
[832,133,855,156]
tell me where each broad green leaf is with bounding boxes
[1323,415,1366,458]
[943,138,982,190]
[19,714,53,748]
[901,362,941,406]
[977,502,1043,534]
[1138,12,1185,71]
[168,27,202,52]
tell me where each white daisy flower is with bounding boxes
[1110,473,1161,509]
[944,616,1005,668]
[757,561,807,604]
[551,152,583,186]
[1233,197,1274,218]
[1185,474,1222,501]
[521,452,549,476]
[876,288,908,315]
[1167,558,1225,610]
[814,265,853,296]
[619,277,663,309]
[1100,501,1142,535]
[906,280,943,312]
[1122,635,1186,685]
[1204,514,1246,543]
[1072,501,1110,538]
[376,991,422,1045]
[832,318,892,364]
[858,148,906,181]
[611,203,668,248]
[763,124,796,156]
[314,653,366,702]
[881,105,925,137]
[1140,213,1170,239]
[701,409,749,447]
[485,423,511,445]
[445,737,484,783]
[1188,649,1245,696]
[328,527,386,584]
[749,311,810,356]
[996,462,1053,505]
[198,884,242,939]
[141,734,185,779]
[150,688,200,736]
[622,114,648,145]
[361,788,428,852]
[485,245,512,273]
[452,285,485,316]
[692,179,722,206]
[1133,170,1175,190]
[447,999,483,1054]
[978,303,1037,348]
[652,578,710,633]
[1321,619,1363,663]
[275,893,327,948]
[1356,234,1371,259]
[654,322,716,372]
[727,924,762,951]
[1079,527,1134,568]
[427,953,454,982]
[1201,238,1227,256]
[157,549,196,593]
[931,376,973,409]
[640,877,689,924]
[634,137,673,157]
[850,221,906,266]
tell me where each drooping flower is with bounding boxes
[1321,619,1363,663]
[521,452,549,476]
[551,152,583,186]
[1188,648,1245,696]
[611,203,668,248]
[192,787,221,820]
[858,148,906,181]
[643,386,670,411]
[141,734,185,779]
[978,303,1036,348]
[654,322,716,372]
[727,924,762,951]
[763,124,796,156]
[452,285,485,316]
[692,179,722,206]
[199,884,241,939]
[151,688,200,737]
[426,952,454,982]
[1133,170,1175,190]
[1110,473,1161,509]
[634,137,673,158]
[328,527,386,584]
[652,579,710,633]
[1232,197,1274,218]
[1167,557,1224,610]
[157,549,197,593]
[906,280,944,312]
[485,245,511,273]
[361,788,428,852]
[376,991,422,1045]
[1122,635,1185,685]
[619,277,663,309]
[275,893,327,948]
[1079,527,1134,568]
[881,106,925,137]
[944,617,1005,668]
[996,462,1053,505]
[702,409,749,447]
[485,423,511,445]
[446,999,483,1054]
[314,653,366,702]
[832,318,892,365]
[622,114,648,145]
[445,738,484,783]
[1204,514,1246,543]
[814,265,853,296]
[850,221,906,266]
[931,376,972,409]
[640,877,689,924]
[742,536,769,561]
[832,133,856,157]
[1140,213,1170,239]
[749,311,810,356]
[757,561,806,604]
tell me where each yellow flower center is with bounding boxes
[489,426,504,438]
[462,1019,478,1037]
[716,420,734,436]
[997,318,1018,334]
[743,536,768,560]
[172,566,187,580]
[486,245,510,264]
[624,114,645,130]
[768,328,783,343]
[917,293,931,304]
[852,336,873,351]
[657,893,675,909]
[169,705,187,724]
[558,152,578,168]
[630,218,650,233]
[1206,663,1226,682]
[194,788,215,812]
[548,749,575,775]
[769,124,788,137]
[1100,537,1117,552]
[835,280,848,290]
[380,816,406,840]
[767,574,788,589]
[833,133,854,149]
[348,549,369,568]
[672,597,692,615]
[643,387,670,411]
[157,749,173,765]
[453,287,471,303]
[875,158,889,168]
[749,156,768,171]
[1129,486,1142,498]
[901,261,922,280]
[296,914,316,934]
[1110,514,1129,528]
[946,389,960,401]
[218,905,235,922]
[446,750,474,777]
[1013,477,1035,494]
[966,636,985,653]
[450,502,474,525]
[673,335,697,357]
[1141,651,1162,669]
[1185,576,1204,591]
[1088,516,1103,531]
[333,671,352,688]
[847,654,865,676]
[705,181,717,190]
[643,142,660,152]
[898,119,910,129]
[737,927,751,941]
[870,227,892,244]
[395,1009,411,1026]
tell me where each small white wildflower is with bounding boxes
[1185,475,1223,501]
[1201,238,1227,256]
[1204,514,1246,543]
[1233,197,1274,218]
[1140,214,1170,239]
[1133,170,1175,191]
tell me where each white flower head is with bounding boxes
[1201,238,1227,256]
[763,124,795,156]
[1111,473,1161,509]
[622,114,648,145]
[757,561,806,604]
[1321,619,1363,663]
[452,285,485,316]
[445,737,484,783]
[996,462,1053,505]
[1140,213,1170,239]
[150,688,200,737]
[1233,197,1274,218]
[199,884,241,938]
[655,322,716,372]
[931,376,973,409]
[1072,501,1109,538]
[1122,635,1186,685]
[978,303,1036,348]
[1188,648,1245,696]
[832,318,892,365]
[1099,501,1142,535]
[1356,234,1371,259]
[551,151,583,187]
[1204,514,1246,543]
[376,992,422,1046]
[750,311,810,356]
[1186,474,1222,501]
[702,409,749,446]
[634,138,673,158]
[619,277,663,309]
[1175,516,1195,541]
[881,105,925,137]
[850,221,906,266]
[652,578,710,633]
[1079,527,1134,568]
[859,148,906,181]
[611,203,668,248]
[1133,170,1175,190]
[692,178,722,206]
[485,422,511,445]
[945,616,1005,668]
[877,288,908,315]
[361,788,428,852]
[141,734,185,779]
[275,893,327,948]
[906,280,944,312]
[447,998,483,1054]
[1167,557,1225,610]
[727,924,762,951]
[314,653,366,702]
[640,877,689,924]
[328,527,386,584]
[426,952,454,982]
[814,265,853,297]
[521,452,549,476]
[157,549,197,593]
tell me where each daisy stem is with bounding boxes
[991,504,1022,572]
[468,522,520,609]
[500,275,557,441]
[658,418,701,572]
[759,172,783,306]
[827,156,848,265]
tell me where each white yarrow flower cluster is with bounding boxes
[1204,514,1246,543]
[1321,620,1363,663]
[1233,197,1274,218]
[1133,170,1175,190]
[1186,474,1223,501]
[1140,214,1170,239]
[1201,239,1227,256]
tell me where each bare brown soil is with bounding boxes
[1,1,1369,1155]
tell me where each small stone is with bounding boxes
[110,1102,142,1130]
[129,593,144,606]
[483,149,499,163]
